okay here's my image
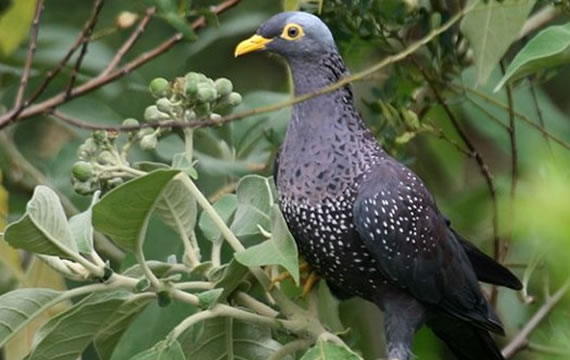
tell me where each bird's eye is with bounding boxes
[282,24,304,40]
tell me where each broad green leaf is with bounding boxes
[461,0,535,85]
[4,186,78,258]
[92,170,180,252]
[317,282,345,333]
[230,175,276,245]
[172,153,198,179]
[155,177,197,241]
[130,340,185,360]
[26,291,133,360]
[495,23,570,91]
[0,288,61,348]
[68,191,100,254]
[212,259,250,301]
[94,295,153,360]
[180,317,287,360]
[235,205,299,284]
[0,0,35,55]
[198,194,237,243]
[300,339,363,360]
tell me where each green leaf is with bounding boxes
[0,0,36,56]
[26,291,136,360]
[172,153,198,179]
[92,170,180,252]
[4,186,78,258]
[198,194,237,243]
[317,282,345,333]
[461,0,536,85]
[230,175,276,245]
[196,289,223,309]
[300,339,363,360]
[94,294,153,360]
[235,205,299,284]
[0,288,61,348]
[212,259,249,301]
[495,23,570,91]
[130,340,186,360]
[68,191,100,254]
[180,317,286,359]
[155,177,197,241]
[161,12,197,40]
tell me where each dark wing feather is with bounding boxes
[353,158,503,333]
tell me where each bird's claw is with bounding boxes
[269,262,320,297]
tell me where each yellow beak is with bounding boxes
[234,34,273,57]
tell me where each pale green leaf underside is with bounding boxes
[92,170,180,251]
[199,194,237,243]
[461,0,536,85]
[130,340,186,360]
[4,186,77,258]
[0,288,61,348]
[495,23,570,91]
[300,340,363,360]
[155,177,198,239]
[27,291,132,360]
[181,317,286,360]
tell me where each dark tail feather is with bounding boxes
[453,229,523,290]
[428,312,504,360]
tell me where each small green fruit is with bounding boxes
[149,77,170,98]
[72,161,93,182]
[122,118,140,128]
[156,97,173,113]
[195,102,211,116]
[92,130,108,143]
[185,72,202,84]
[209,113,222,122]
[77,138,98,160]
[97,151,115,165]
[214,78,233,97]
[140,134,158,150]
[228,92,242,106]
[144,105,170,122]
[107,177,124,187]
[73,180,94,195]
[184,110,196,122]
[197,85,217,103]
[184,80,199,97]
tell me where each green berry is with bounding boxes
[197,85,217,103]
[122,118,140,128]
[137,128,154,138]
[184,80,199,97]
[149,77,170,98]
[185,72,202,84]
[144,105,170,122]
[92,130,108,143]
[77,138,98,160]
[184,110,196,122]
[214,78,233,97]
[227,92,242,106]
[97,151,115,165]
[140,134,158,150]
[156,98,173,113]
[72,161,93,182]
[73,180,94,195]
[195,102,211,116]
[107,177,124,187]
[209,113,222,122]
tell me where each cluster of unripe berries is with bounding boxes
[71,72,242,195]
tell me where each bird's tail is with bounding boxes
[427,312,504,360]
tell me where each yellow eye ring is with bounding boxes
[281,23,304,41]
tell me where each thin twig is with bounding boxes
[529,81,552,151]
[518,5,563,39]
[502,280,570,358]
[25,0,106,106]
[11,0,45,118]
[501,61,518,263]
[100,7,156,77]
[451,84,570,151]
[64,0,105,99]
[0,0,242,129]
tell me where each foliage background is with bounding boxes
[0,0,569,359]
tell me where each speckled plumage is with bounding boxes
[239,12,522,360]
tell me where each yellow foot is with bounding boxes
[270,262,320,297]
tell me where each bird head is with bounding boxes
[234,12,336,60]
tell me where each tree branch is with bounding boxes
[502,280,570,358]
[10,0,45,118]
